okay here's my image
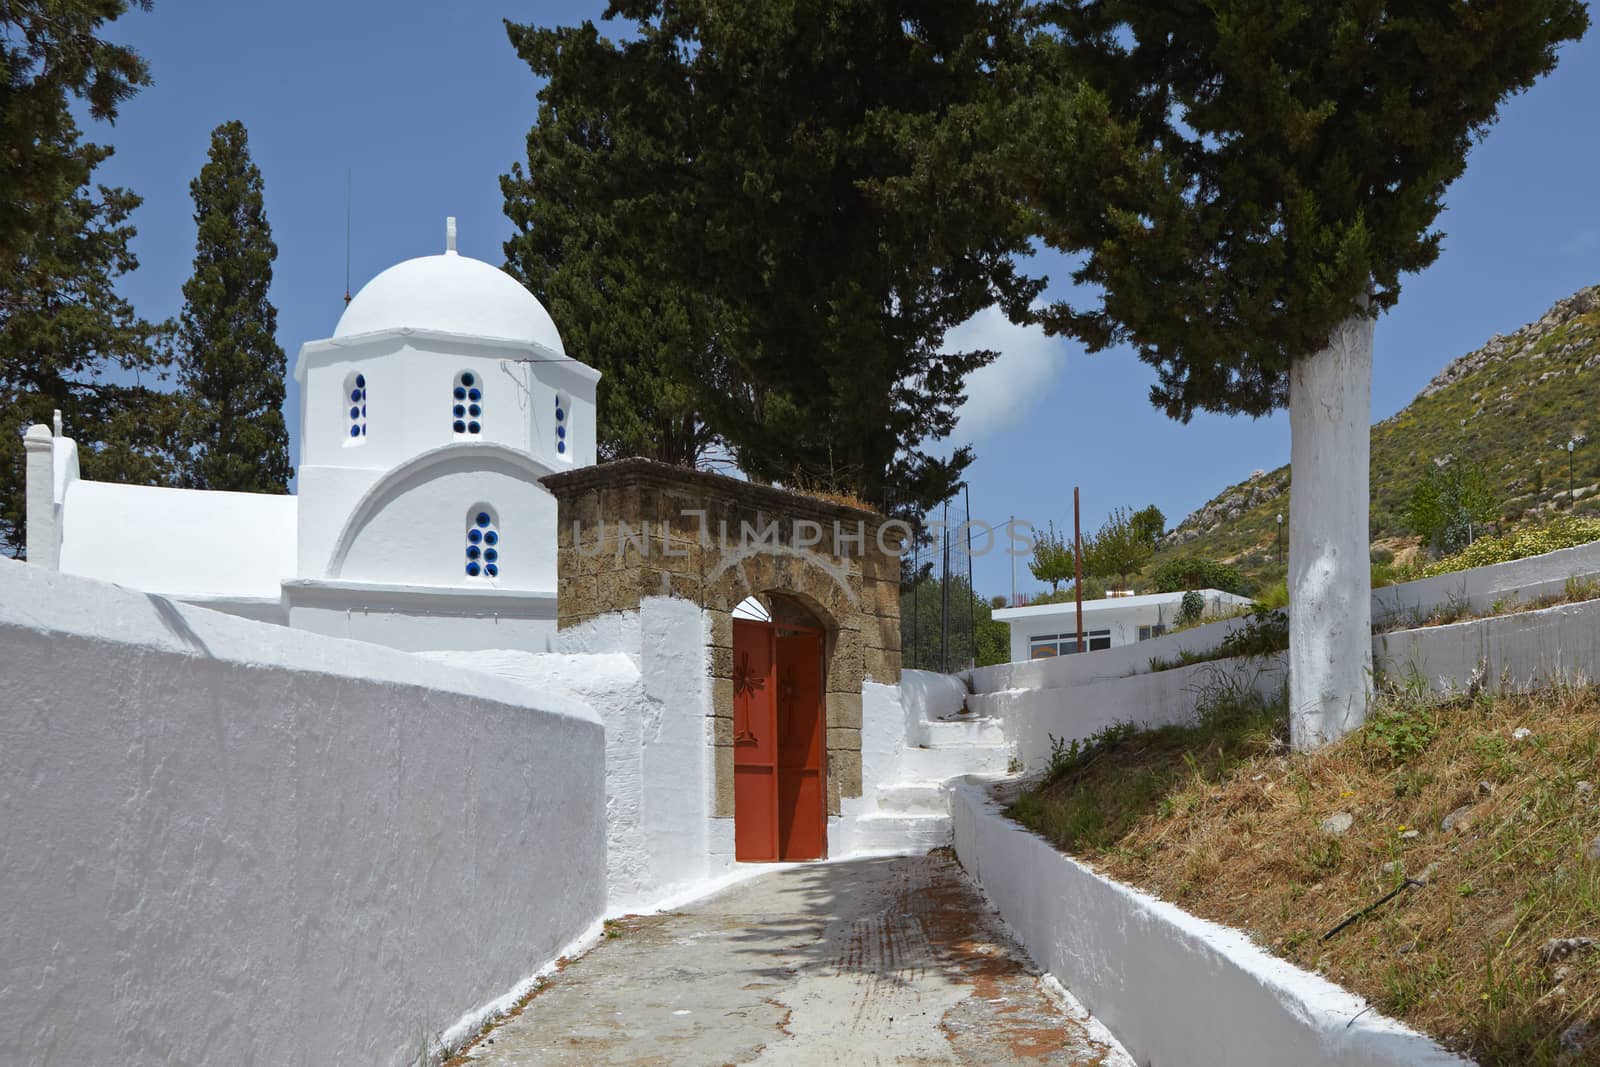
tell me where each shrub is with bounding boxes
[1151,556,1247,595]
[1421,515,1600,577]
[1178,589,1205,625]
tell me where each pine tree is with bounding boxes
[1020,0,1587,745]
[1,1,153,271]
[0,124,178,554]
[0,1,172,555]
[176,120,289,492]
[503,1,1042,512]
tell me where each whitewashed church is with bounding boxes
[22,219,598,651]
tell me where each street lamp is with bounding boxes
[1569,439,1577,507]
[1276,513,1284,562]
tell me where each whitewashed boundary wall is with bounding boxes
[968,539,1600,699]
[0,560,606,1067]
[989,654,1288,771]
[950,785,1469,1067]
[426,604,718,915]
[993,598,1600,772]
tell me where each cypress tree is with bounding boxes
[176,120,289,492]
[503,1,1042,514]
[1020,0,1587,745]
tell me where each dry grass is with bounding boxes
[1009,680,1600,1065]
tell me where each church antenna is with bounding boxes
[343,169,353,306]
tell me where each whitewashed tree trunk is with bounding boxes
[1288,305,1374,749]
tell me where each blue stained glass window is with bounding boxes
[468,404,481,417]
[350,406,360,419]
[350,425,360,438]
[454,386,466,400]
[345,372,369,441]
[453,371,484,434]
[350,389,361,402]
[558,426,565,439]
[454,404,465,417]
[556,407,564,421]
[467,509,499,580]
[558,441,566,454]
[462,373,475,387]
[355,374,366,388]
[467,388,481,402]
[453,420,466,434]
[467,421,481,434]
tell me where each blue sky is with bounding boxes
[91,2,1600,600]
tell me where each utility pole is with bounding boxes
[965,486,975,669]
[940,499,950,674]
[1009,514,1015,608]
[1073,487,1085,654]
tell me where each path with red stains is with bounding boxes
[459,852,1133,1066]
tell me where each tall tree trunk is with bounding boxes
[1288,303,1374,749]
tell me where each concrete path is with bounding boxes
[459,852,1131,1066]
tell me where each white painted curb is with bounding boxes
[950,784,1471,1067]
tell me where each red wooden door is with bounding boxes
[775,631,826,860]
[733,619,779,861]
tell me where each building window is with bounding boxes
[453,371,483,436]
[1028,630,1111,658]
[466,507,500,578]
[344,372,367,441]
[553,390,571,456]
[1138,624,1168,642]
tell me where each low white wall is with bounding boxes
[545,597,727,905]
[1374,538,1600,626]
[970,540,1600,697]
[985,654,1288,772]
[966,612,1252,695]
[950,785,1468,1067]
[1376,596,1600,695]
[0,560,606,1066]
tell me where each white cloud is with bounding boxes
[944,305,1069,443]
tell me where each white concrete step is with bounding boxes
[875,781,949,815]
[847,813,952,854]
[900,743,1013,781]
[921,715,1007,747]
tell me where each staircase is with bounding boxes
[846,710,1013,854]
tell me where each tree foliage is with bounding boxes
[175,120,289,492]
[1084,505,1153,591]
[1129,503,1165,548]
[1022,0,1589,419]
[1,1,152,270]
[0,129,175,553]
[503,0,1042,511]
[1027,520,1076,593]
[1407,461,1499,556]
[899,574,1009,670]
[1151,556,1248,596]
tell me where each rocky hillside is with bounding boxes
[1148,284,1600,585]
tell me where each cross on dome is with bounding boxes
[446,216,458,255]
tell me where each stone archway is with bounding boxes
[541,459,904,824]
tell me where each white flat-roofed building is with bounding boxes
[991,589,1254,663]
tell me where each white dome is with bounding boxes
[334,251,565,353]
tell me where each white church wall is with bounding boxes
[58,478,297,601]
[294,464,385,576]
[283,581,557,652]
[0,559,605,1067]
[331,453,557,590]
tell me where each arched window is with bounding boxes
[466,507,500,579]
[344,372,367,441]
[453,371,483,436]
[553,390,570,457]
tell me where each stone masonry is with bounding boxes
[542,459,904,815]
